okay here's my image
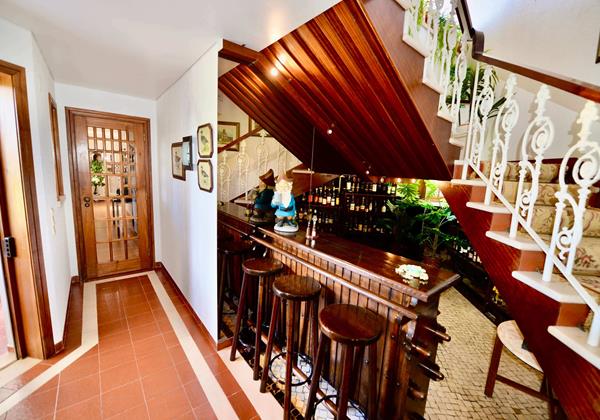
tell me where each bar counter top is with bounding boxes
[218,203,459,302]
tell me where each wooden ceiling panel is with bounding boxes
[219,0,454,180]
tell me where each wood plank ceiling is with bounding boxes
[219,0,453,180]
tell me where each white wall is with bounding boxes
[0,17,71,344]
[469,0,600,86]
[54,83,161,272]
[157,41,221,341]
[217,90,300,202]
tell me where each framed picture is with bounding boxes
[197,159,213,192]
[596,31,600,64]
[171,142,186,180]
[217,121,240,151]
[181,136,193,170]
[248,117,272,138]
[197,123,213,158]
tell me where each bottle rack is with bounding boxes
[296,175,400,238]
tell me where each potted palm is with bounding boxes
[415,203,458,267]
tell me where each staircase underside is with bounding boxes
[441,181,600,419]
[219,0,457,179]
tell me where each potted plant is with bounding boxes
[377,183,421,257]
[90,153,105,195]
[415,203,459,267]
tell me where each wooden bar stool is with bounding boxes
[485,320,557,419]
[306,304,383,420]
[259,275,322,419]
[217,240,252,333]
[230,257,284,381]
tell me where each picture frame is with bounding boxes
[48,93,65,201]
[181,135,193,170]
[197,159,213,192]
[197,123,213,158]
[217,121,240,151]
[248,117,272,138]
[171,142,186,180]
[596,31,600,64]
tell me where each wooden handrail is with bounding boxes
[457,0,600,103]
[217,126,263,153]
[250,234,418,320]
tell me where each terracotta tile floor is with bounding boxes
[1,274,260,420]
[425,287,549,419]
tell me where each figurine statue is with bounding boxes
[271,173,299,233]
[250,169,276,224]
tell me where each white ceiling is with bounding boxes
[0,0,340,98]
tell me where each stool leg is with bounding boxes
[253,275,266,380]
[283,300,297,420]
[306,333,327,420]
[311,300,319,362]
[299,301,309,355]
[260,296,281,393]
[484,333,503,397]
[218,254,227,334]
[230,272,250,361]
[348,346,365,402]
[367,342,378,420]
[337,344,355,419]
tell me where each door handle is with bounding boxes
[83,196,91,207]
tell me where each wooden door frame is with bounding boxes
[65,107,155,281]
[0,59,55,359]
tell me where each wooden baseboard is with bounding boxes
[217,336,233,350]
[54,277,83,357]
[154,262,217,350]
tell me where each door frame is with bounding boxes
[0,59,55,359]
[65,107,155,281]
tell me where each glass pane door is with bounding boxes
[87,125,139,266]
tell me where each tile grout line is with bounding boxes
[0,272,130,415]
[217,348,283,420]
[147,271,239,419]
[137,276,160,418]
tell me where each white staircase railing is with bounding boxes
[218,130,300,203]
[397,0,600,353]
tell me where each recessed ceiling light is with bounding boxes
[270,67,279,76]
[326,129,333,135]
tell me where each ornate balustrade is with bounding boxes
[398,0,600,350]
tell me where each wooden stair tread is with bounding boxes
[485,230,541,251]
[548,326,600,370]
[512,271,588,304]
[450,178,486,187]
[466,202,511,214]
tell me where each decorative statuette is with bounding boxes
[395,264,429,287]
[271,173,299,233]
[250,169,276,224]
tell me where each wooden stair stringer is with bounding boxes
[440,181,600,419]
[361,0,460,174]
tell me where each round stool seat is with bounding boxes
[242,258,283,276]
[273,275,322,301]
[219,240,252,256]
[319,304,383,346]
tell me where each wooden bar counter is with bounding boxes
[218,203,459,418]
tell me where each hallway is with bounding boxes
[0,272,276,419]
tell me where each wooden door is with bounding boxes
[67,109,154,279]
[0,60,54,359]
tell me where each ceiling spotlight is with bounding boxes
[365,169,370,175]
[270,67,279,76]
[326,128,333,135]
